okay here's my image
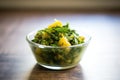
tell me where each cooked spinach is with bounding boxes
[31,20,86,66]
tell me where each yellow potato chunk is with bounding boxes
[35,48,42,55]
[58,36,71,47]
[48,20,62,28]
[42,32,49,39]
[80,36,85,40]
[79,36,85,42]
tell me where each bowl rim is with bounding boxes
[26,29,91,48]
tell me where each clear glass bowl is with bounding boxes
[26,30,91,70]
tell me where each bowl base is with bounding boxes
[37,63,78,70]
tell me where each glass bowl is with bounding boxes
[26,29,91,70]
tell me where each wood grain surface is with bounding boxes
[0,11,120,80]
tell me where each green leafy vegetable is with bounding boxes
[32,23,84,46]
[31,21,86,67]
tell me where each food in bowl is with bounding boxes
[26,20,91,70]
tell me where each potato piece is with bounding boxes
[35,48,42,55]
[42,32,49,39]
[48,20,62,28]
[65,48,70,54]
[58,36,71,47]
[78,36,85,43]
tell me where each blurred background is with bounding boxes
[0,0,120,11]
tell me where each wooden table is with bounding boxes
[0,11,120,80]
